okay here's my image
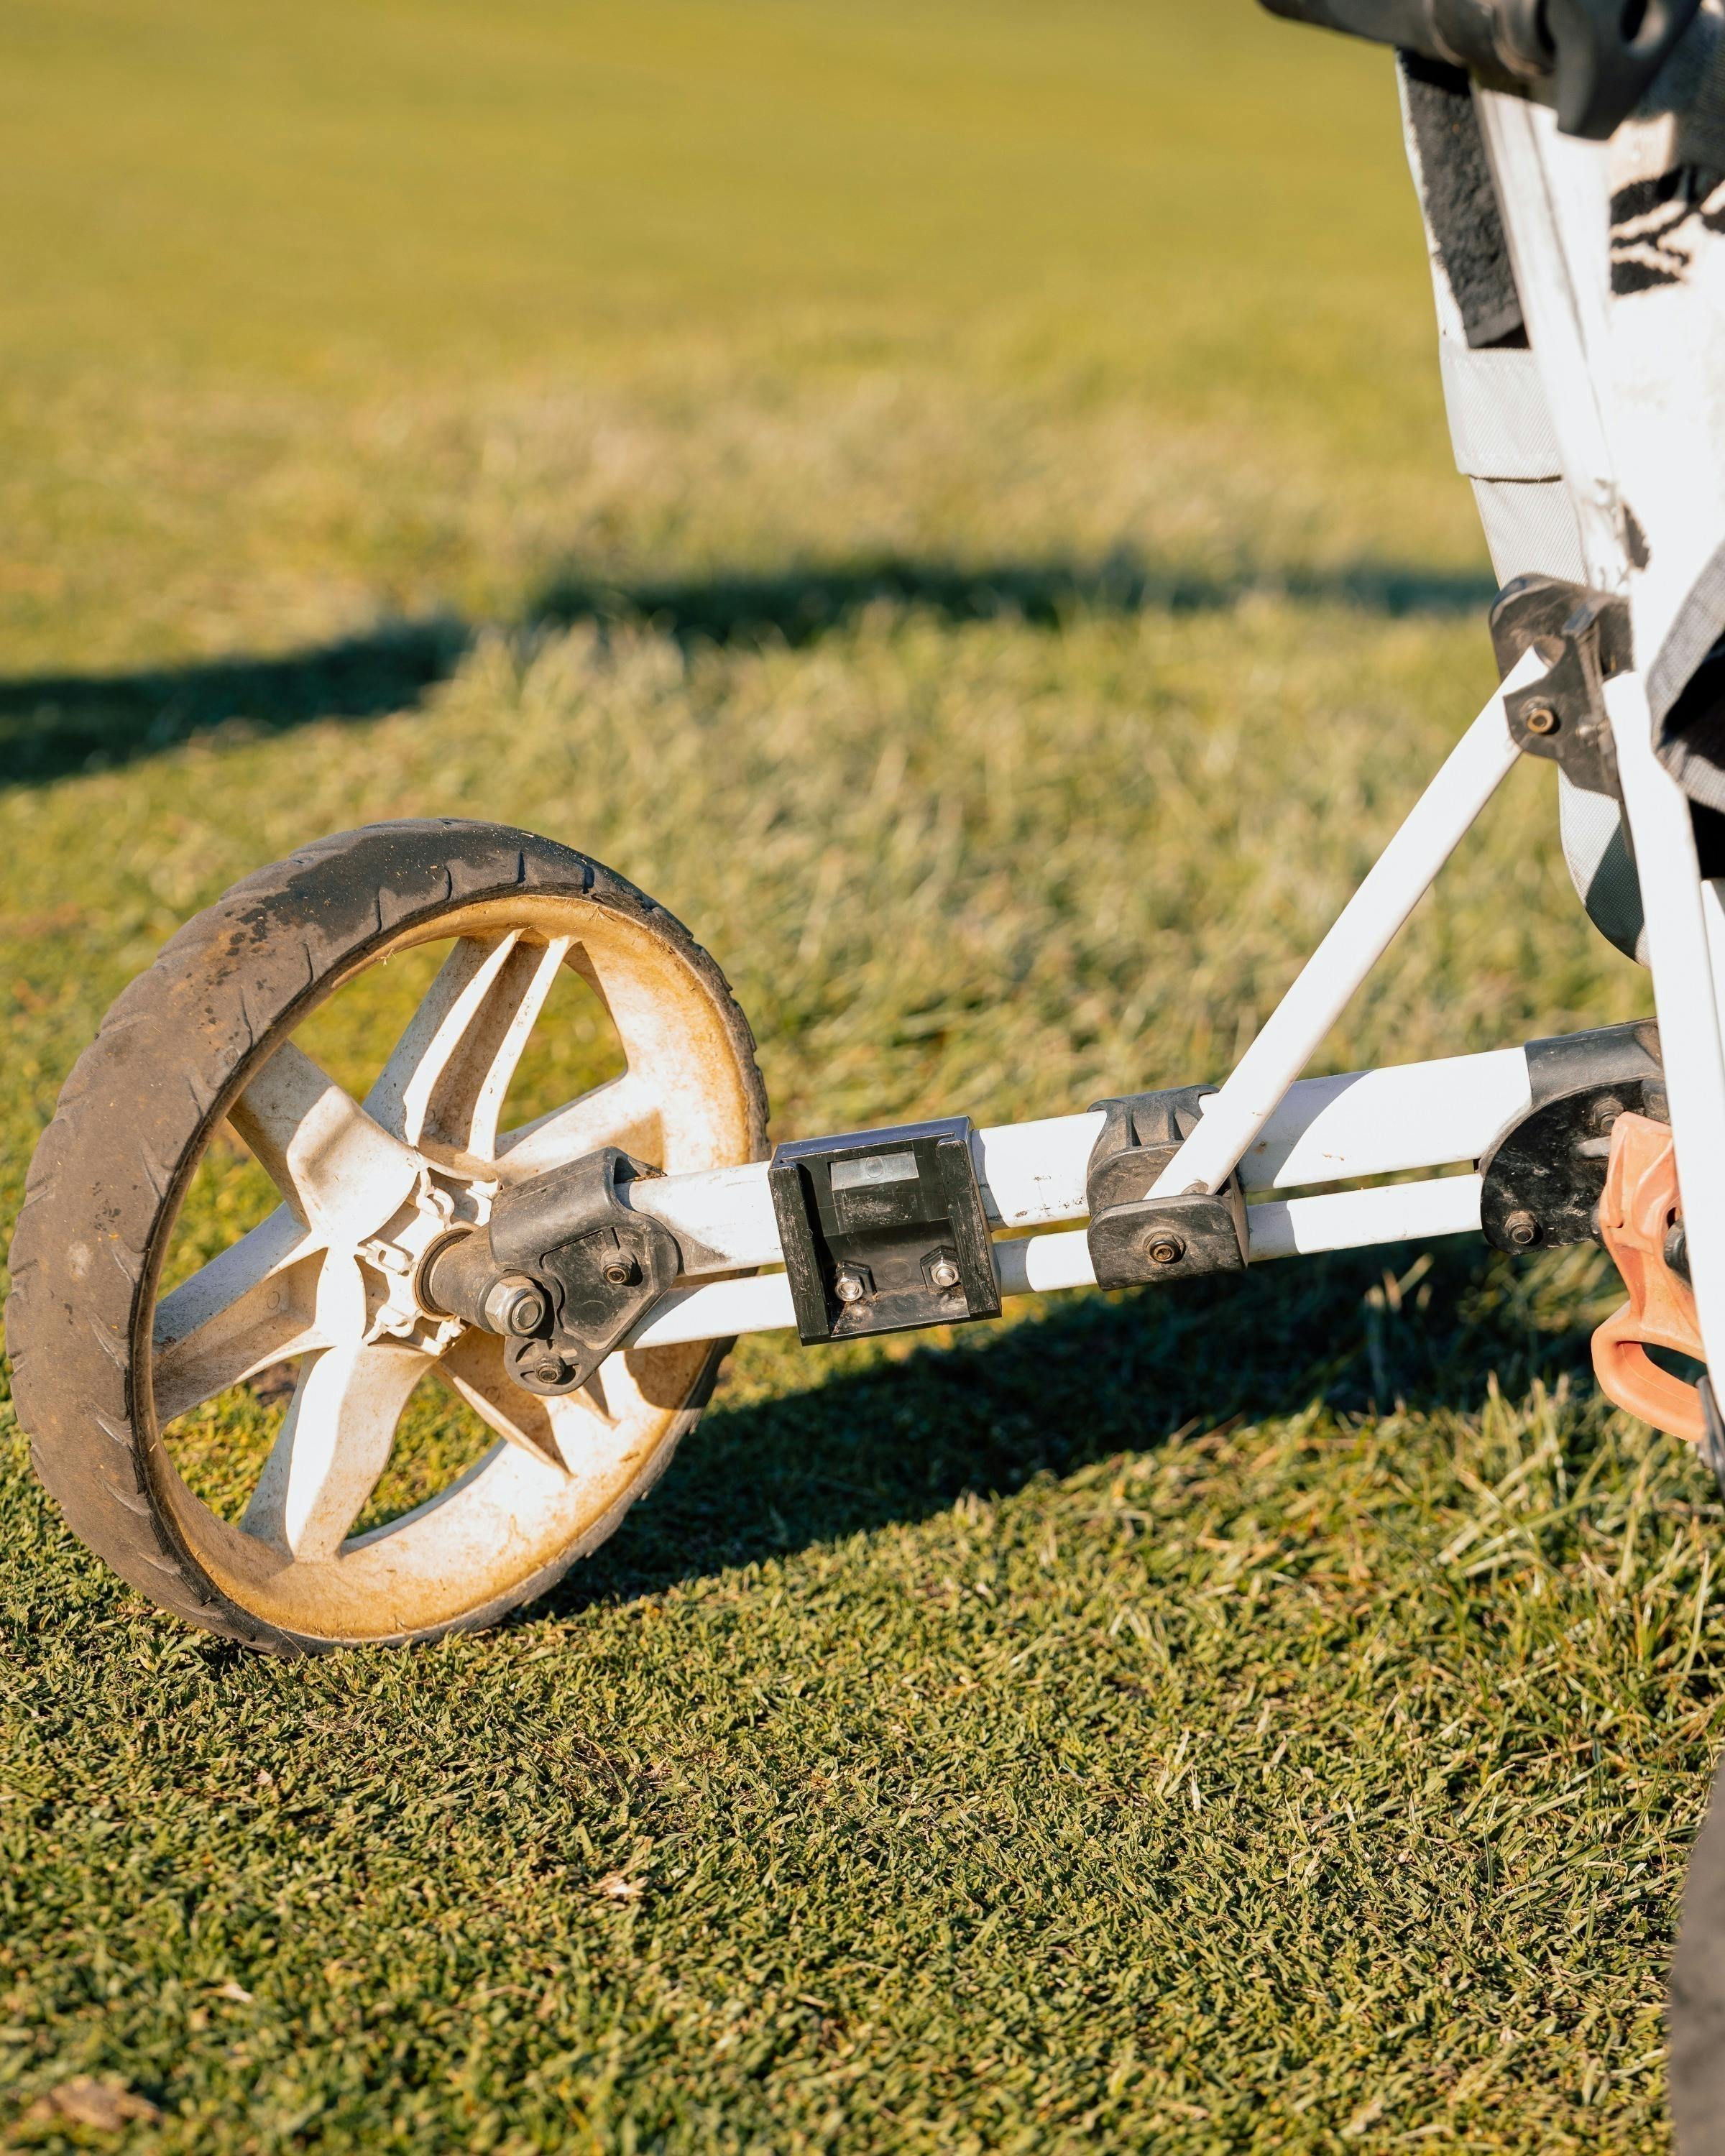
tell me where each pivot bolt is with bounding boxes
[834,1270,869,1304]
[928,1256,961,1291]
[1506,1210,1539,1248]
[482,1274,550,1337]
[602,1256,640,1287]
[1146,1233,1186,1267]
[1524,703,1560,737]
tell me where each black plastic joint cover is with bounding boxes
[488,1147,684,1395]
[1478,1019,1664,1253]
[1085,1086,1249,1291]
[1490,574,1633,800]
[768,1117,1001,1345]
[1258,0,1701,137]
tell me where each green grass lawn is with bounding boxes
[1,1,1718,2147]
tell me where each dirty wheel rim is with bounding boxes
[144,893,758,1642]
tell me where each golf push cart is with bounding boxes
[8,1,1725,2133]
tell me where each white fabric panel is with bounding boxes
[1440,341,1566,479]
[1470,476,1588,586]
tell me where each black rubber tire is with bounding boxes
[5,819,768,1654]
[1673,1755,1725,2155]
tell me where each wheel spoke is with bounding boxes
[241,1314,428,1560]
[153,1207,325,1424]
[492,1071,663,1182]
[231,1042,423,1246]
[435,1327,606,1472]
[366,932,573,1161]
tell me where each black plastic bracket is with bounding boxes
[486,1148,684,1396]
[1491,574,1634,801]
[1084,1086,1249,1291]
[1478,1020,1665,1253]
[768,1117,1001,1344]
[1257,0,1701,139]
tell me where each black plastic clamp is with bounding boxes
[1491,573,1634,801]
[1084,1086,1248,1291]
[1258,1,1701,139]
[1478,1020,1665,1254]
[421,1147,683,1396]
[768,1116,1001,1344]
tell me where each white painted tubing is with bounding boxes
[1242,1050,1527,1192]
[1245,1173,1483,1261]
[1607,673,1725,1378]
[627,1046,1531,1277]
[1144,658,1537,1204]
[624,1176,1485,1352]
[628,1268,799,1349]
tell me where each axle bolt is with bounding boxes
[1506,1210,1539,1248]
[834,1270,868,1304]
[1524,703,1560,737]
[1146,1233,1186,1267]
[483,1274,549,1337]
[602,1256,640,1287]
[929,1256,961,1291]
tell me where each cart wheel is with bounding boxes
[6,820,767,1652]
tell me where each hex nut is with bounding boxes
[1505,1210,1539,1248]
[484,1275,550,1337]
[834,1270,868,1304]
[928,1256,961,1291]
[1146,1233,1186,1267]
[602,1256,640,1287]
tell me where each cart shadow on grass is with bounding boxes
[538,1233,1606,1623]
[0,551,1496,788]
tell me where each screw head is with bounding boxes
[490,1278,549,1337]
[929,1256,961,1291]
[834,1270,868,1304]
[1524,703,1560,737]
[1505,1210,1539,1248]
[1146,1233,1186,1267]
[602,1256,640,1287]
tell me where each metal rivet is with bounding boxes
[1524,704,1560,737]
[1506,1210,1539,1248]
[834,1271,868,1304]
[1146,1233,1186,1267]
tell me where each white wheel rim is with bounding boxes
[144,893,759,1641]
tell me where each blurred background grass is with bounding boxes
[0,1,1716,2149]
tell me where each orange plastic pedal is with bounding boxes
[1592,1112,1706,1444]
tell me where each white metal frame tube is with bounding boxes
[1605,675,1725,1376]
[1142,659,1535,1202]
[625,1043,1532,1277]
[625,1176,1486,1353]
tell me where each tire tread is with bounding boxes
[6,817,765,1654]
